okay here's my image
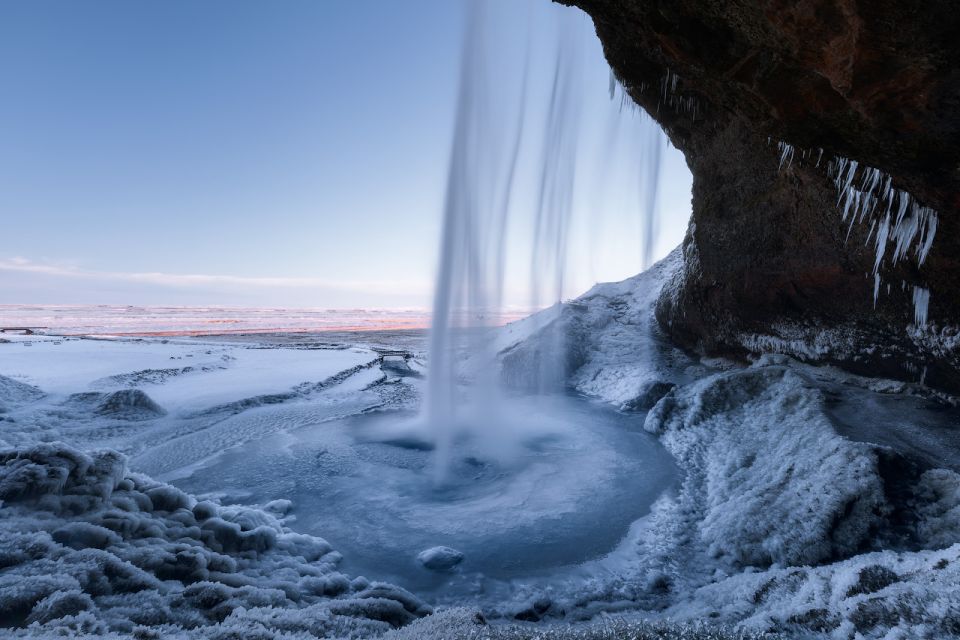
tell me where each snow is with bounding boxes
[489,249,960,636]
[643,364,886,568]
[0,442,432,637]
[0,334,378,412]
[499,249,690,409]
[1,249,959,638]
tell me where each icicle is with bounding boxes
[873,212,890,274]
[912,286,930,327]
[864,218,877,245]
[823,156,939,286]
[778,142,795,171]
[917,208,938,264]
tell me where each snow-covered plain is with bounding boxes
[2,249,960,638]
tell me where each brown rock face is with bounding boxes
[559,0,960,392]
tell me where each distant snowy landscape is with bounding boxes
[3,251,959,638]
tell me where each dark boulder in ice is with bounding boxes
[94,389,166,420]
[416,545,464,571]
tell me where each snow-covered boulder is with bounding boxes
[643,364,886,567]
[417,545,464,571]
[94,389,166,420]
[0,374,44,411]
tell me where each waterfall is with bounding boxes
[421,1,668,482]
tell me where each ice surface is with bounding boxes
[171,394,677,605]
[0,334,377,411]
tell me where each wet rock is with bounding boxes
[380,356,418,377]
[416,546,464,571]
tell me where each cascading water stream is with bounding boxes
[422,2,669,483]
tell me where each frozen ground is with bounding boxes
[2,249,960,638]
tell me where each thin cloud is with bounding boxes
[0,257,429,296]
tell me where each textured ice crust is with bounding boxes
[644,365,885,568]
[0,442,431,638]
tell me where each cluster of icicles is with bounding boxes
[609,68,701,121]
[775,141,936,327]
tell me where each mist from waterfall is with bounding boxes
[421,1,670,482]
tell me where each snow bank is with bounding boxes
[643,364,885,568]
[0,442,431,638]
[381,609,772,639]
[0,374,44,412]
[670,544,960,638]
[499,249,690,408]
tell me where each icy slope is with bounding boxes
[499,249,693,408]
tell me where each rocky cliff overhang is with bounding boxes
[560,0,960,392]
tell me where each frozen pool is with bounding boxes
[171,393,677,603]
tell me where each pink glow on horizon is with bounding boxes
[0,305,533,337]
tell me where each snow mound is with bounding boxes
[382,608,772,640]
[94,390,167,420]
[643,365,886,568]
[417,546,464,571]
[0,374,44,412]
[0,442,431,637]
[670,543,960,637]
[499,249,690,407]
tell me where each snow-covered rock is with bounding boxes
[643,364,885,568]
[499,249,691,408]
[0,441,431,637]
[0,374,44,411]
[93,389,167,420]
[417,546,465,571]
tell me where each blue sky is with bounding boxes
[0,0,691,308]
